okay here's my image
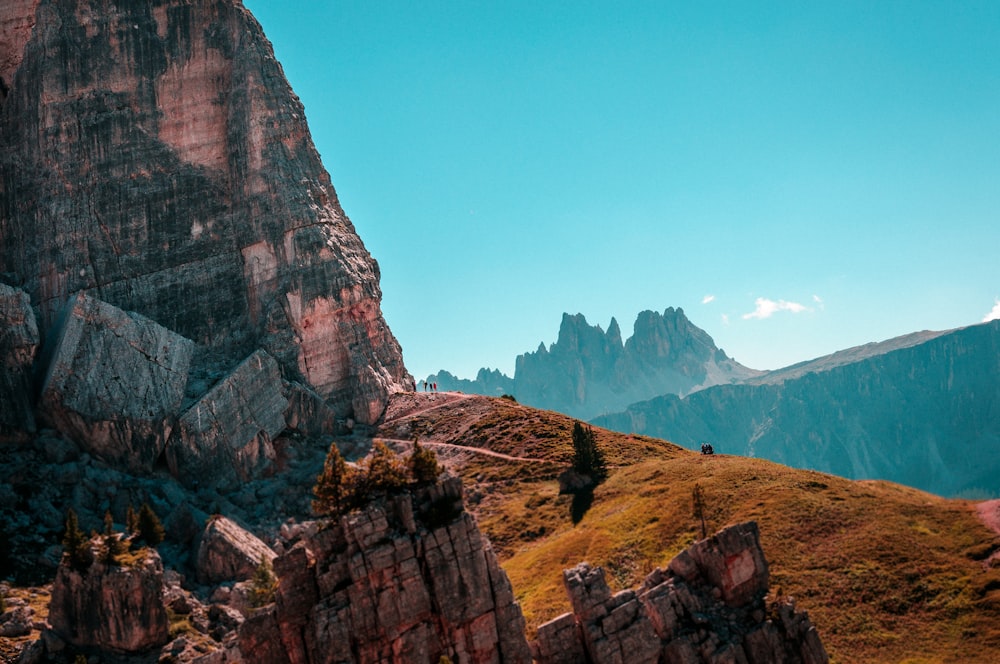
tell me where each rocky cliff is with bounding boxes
[0,0,411,425]
[596,321,1000,497]
[531,522,828,664]
[430,308,760,420]
[22,474,534,664]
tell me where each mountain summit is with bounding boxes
[431,307,760,419]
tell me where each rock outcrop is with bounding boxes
[47,545,170,653]
[0,283,38,433]
[430,308,760,420]
[532,521,828,664]
[38,293,194,473]
[167,349,286,488]
[240,476,532,663]
[596,320,1000,497]
[0,0,411,425]
[196,515,276,585]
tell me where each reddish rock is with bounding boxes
[38,293,193,473]
[0,0,412,425]
[245,477,532,663]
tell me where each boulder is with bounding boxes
[38,293,194,473]
[196,515,276,586]
[47,544,170,653]
[0,283,39,433]
[166,350,287,488]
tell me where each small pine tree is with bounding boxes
[100,511,127,566]
[571,422,607,484]
[126,504,139,535]
[249,554,278,608]
[409,439,442,485]
[364,440,408,495]
[313,442,355,517]
[62,509,92,572]
[137,503,165,547]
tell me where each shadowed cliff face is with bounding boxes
[0,0,412,423]
[596,321,1000,497]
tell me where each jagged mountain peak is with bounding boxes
[431,307,760,419]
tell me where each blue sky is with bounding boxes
[244,1,1000,380]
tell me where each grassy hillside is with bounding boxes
[378,392,1000,664]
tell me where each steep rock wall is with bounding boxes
[0,0,411,424]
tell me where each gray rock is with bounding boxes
[0,283,39,433]
[196,515,276,586]
[38,293,194,473]
[167,350,287,489]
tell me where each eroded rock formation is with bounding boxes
[240,476,533,664]
[532,521,828,664]
[48,545,170,653]
[0,0,411,426]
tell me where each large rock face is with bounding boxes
[38,293,194,472]
[532,522,828,664]
[430,308,760,420]
[0,0,411,424]
[596,321,1000,497]
[0,283,39,433]
[240,476,533,664]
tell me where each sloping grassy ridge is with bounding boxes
[380,394,1000,663]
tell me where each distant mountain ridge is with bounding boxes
[594,320,1000,497]
[429,307,761,419]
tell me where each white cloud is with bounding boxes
[984,299,1000,323]
[742,297,809,320]
[812,294,823,304]
[721,313,730,325]
[702,294,716,304]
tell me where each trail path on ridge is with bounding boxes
[378,391,555,465]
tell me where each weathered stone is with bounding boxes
[0,0,412,425]
[283,380,341,437]
[243,476,531,663]
[167,350,286,488]
[687,522,769,608]
[195,515,276,585]
[534,522,829,664]
[47,545,169,653]
[0,283,38,433]
[531,613,585,664]
[38,293,193,473]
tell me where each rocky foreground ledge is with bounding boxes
[10,473,826,664]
